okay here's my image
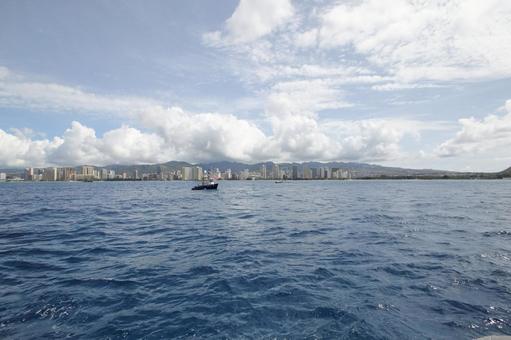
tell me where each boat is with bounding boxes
[192,176,218,190]
[275,180,284,183]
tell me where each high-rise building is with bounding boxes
[81,166,95,177]
[240,169,249,180]
[100,169,108,180]
[42,167,58,181]
[272,163,280,179]
[25,168,34,181]
[0,173,6,181]
[318,167,325,179]
[260,164,267,179]
[212,168,221,180]
[61,167,75,181]
[303,166,312,179]
[182,167,193,180]
[191,166,203,180]
[292,165,298,180]
[224,169,232,180]
[311,168,319,179]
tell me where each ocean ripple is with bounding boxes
[0,180,510,339]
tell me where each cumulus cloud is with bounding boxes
[203,0,294,45]
[136,106,273,162]
[0,122,170,167]
[0,128,61,168]
[1,114,433,167]
[436,100,511,157]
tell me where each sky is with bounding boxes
[1,0,511,171]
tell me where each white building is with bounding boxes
[42,167,58,181]
[260,164,267,179]
[240,169,250,180]
[303,167,312,179]
[81,166,95,178]
[182,167,193,180]
[101,169,108,180]
[223,169,232,180]
[191,166,203,180]
[272,164,280,179]
[0,173,6,181]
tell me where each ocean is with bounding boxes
[0,180,510,339]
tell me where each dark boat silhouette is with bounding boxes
[192,176,218,190]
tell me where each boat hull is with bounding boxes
[191,183,218,190]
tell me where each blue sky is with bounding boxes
[1,0,511,171]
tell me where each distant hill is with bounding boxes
[498,167,511,177]
[0,168,24,176]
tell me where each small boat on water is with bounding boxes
[275,180,284,183]
[192,178,218,190]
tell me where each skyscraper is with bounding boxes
[260,164,267,179]
[303,166,312,179]
[292,165,298,180]
[101,168,108,180]
[42,167,58,181]
[81,166,94,177]
[182,167,193,180]
[191,166,203,180]
[272,163,280,180]
[25,168,34,181]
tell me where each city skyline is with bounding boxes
[2,158,510,182]
[1,1,511,171]
[1,163,353,182]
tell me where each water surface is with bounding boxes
[1,180,510,339]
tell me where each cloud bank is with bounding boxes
[0,110,430,167]
[436,100,511,157]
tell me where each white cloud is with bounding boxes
[0,128,61,168]
[436,100,511,157]
[372,82,445,92]
[0,122,170,167]
[1,115,428,167]
[0,67,158,115]
[266,79,351,116]
[205,0,511,93]
[203,0,294,45]
[320,119,407,161]
[136,106,274,163]
[305,0,511,83]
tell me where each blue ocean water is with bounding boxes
[0,180,510,339]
